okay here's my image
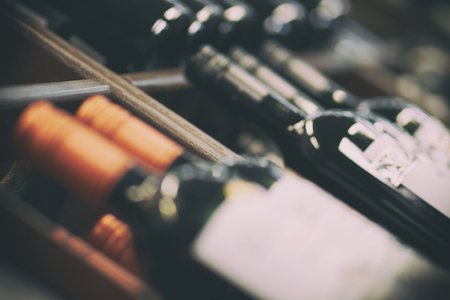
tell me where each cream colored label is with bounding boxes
[191,173,424,300]
[414,118,450,167]
[341,130,450,218]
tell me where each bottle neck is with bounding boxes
[229,46,324,115]
[108,162,238,243]
[259,40,362,109]
[186,45,306,135]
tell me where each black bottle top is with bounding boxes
[259,39,362,108]
[245,0,312,49]
[214,0,260,50]
[242,0,349,49]
[186,45,305,134]
[182,0,225,53]
[299,0,350,41]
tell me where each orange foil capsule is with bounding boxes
[76,95,184,173]
[88,214,143,277]
[12,101,137,208]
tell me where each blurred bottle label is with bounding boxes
[191,172,423,300]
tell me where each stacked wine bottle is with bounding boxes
[2,0,450,299]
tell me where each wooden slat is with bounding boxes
[0,3,239,163]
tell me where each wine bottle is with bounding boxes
[186,45,450,268]
[75,95,282,187]
[46,0,193,67]
[13,101,450,300]
[259,40,450,168]
[228,46,446,170]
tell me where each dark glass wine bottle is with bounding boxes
[12,100,450,300]
[259,40,450,168]
[185,45,450,268]
[228,46,446,171]
[74,95,282,187]
[46,0,193,68]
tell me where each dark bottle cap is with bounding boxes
[246,0,311,48]
[215,0,260,50]
[183,0,225,52]
[301,0,350,44]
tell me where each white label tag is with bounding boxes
[191,173,424,300]
[339,129,450,218]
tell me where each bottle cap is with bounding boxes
[13,101,136,208]
[88,214,143,277]
[76,95,184,173]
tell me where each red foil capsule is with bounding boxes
[76,95,184,173]
[13,100,137,208]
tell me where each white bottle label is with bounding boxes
[191,173,433,300]
[364,135,450,218]
[397,106,450,167]
[339,129,450,218]
[414,118,450,166]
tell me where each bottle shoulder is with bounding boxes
[294,110,380,154]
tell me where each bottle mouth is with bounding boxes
[77,95,184,172]
[13,100,137,208]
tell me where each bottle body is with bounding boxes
[12,99,450,299]
[112,157,450,300]
[185,45,450,267]
[259,40,450,171]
